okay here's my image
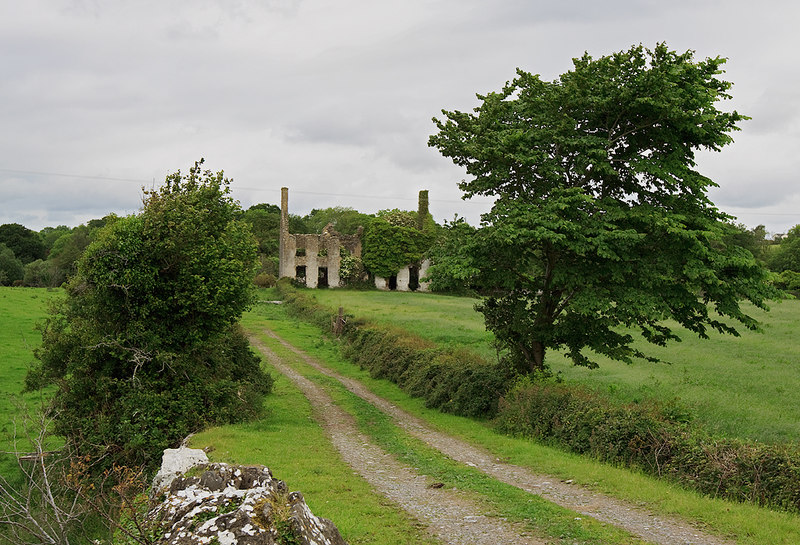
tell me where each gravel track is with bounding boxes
[249,335,546,545]
[259,327,737,545]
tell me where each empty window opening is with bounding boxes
[295,266,307,286]
[296,248,306,257]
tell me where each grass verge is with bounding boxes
[309,289,800,443]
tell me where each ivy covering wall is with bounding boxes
[361,211,437,278]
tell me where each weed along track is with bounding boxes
[255,326,737,545]
[248,335,546,545]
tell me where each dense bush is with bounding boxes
[22,259,53,287]
[495,377,800,512]
[774,270,800,295]
[254,272,277,288]
[27,162,273,474]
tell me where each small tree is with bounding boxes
[26,160,272,473]
[429,44,779,373]
[22,259,52,287]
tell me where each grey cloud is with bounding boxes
[2,0,799,234]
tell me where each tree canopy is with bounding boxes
[0,223,46,264]
[361,209,437,279]
[429,43,778,373]
[26,161,272,472]
[768,225,800,273]
[0,243,24,285]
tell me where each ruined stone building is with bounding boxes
[278,187,362,288]
[278,187,431,291]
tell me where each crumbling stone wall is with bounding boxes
[149,447,347,545]
[374,259,431,292]
[279,187,361,288]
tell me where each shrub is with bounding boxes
[26,161,272,475]
[254,273,277,288]
[775,270,800,295]
[495,376,800,512]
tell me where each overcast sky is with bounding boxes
[1,0,798,235]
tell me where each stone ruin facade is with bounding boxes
[278,187,362,289]
[373,259,431,292]
[278,187,430,292]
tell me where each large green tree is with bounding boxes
[0,223,46,264]
[429,44,778,373]
[26,161,272,471]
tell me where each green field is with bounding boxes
[0,288,61,447]
[310,289,800,444]
[4,286,800,544]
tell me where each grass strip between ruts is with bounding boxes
[249,322,649,545]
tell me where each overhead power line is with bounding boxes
[4,167,797,214]
[0,167,494,206]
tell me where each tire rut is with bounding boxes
[259,327,737,545]
[248,335,546,545]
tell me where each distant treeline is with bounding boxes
[0,203,441,288]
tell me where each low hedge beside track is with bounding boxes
[495,378,800,512]
[276,279,511,418]
[275,280,800,512]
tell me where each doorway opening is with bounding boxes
[409,266,420,291]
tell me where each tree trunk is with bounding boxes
[531,341,546,373]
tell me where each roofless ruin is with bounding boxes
[278,187,431,291]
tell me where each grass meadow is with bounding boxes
[310,289,800,444]
[0,287,61,478]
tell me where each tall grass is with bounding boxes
[310,289,800,444]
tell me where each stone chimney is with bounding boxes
[417,189,429,230]
[279,187,291,278]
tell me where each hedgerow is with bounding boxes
[495,376,800,512]
[276,279,511,418]
[276,279,800,513]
